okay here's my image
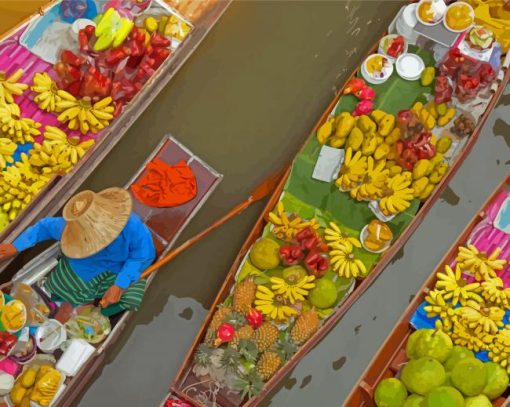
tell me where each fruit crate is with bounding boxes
[344,175,510,407]
[1,134,222,407]
[0,0,231,268]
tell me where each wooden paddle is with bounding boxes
[138,168,286,280]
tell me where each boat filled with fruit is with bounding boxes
[165,1,510,406]
[0,135,222,407]
[0,0,229,246]
[345,176,510,407]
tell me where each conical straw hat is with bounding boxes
[61,187,132,259]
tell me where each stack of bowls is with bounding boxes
[396,3,419,44]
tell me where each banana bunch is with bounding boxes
[57,92,114,134]
[268,201,319,241]
[0,138,17,169]
[482,277,510,309]
[456,245,507,281]
[0,102,41,144]
[0,154,50,220]
[29,126,95,174]
[424,290,458,331]
[435,264,482,306]
[324,221,361,251]
[349,156,388,201]
[458,299,505,335]
[0,69,28,103]
[379,173,414,216]
[270,275,316,304]
[31,72,62,112]
[335,148,367,191]
[329,243,367,279]
[254,284,298,321]
[489,329,510,373]
[451,320,492,352]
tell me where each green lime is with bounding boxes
[308,279,337,309]
[401,357,445,395]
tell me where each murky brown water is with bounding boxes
[1,1,509,406]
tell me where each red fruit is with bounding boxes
[387,35,405,58]
[151,33,171,48]
[343,78,366,95]
[216,323,235,344]
[246,308,263,329]
[65,81,81,96]
[355,86,375,101]
[61,50,84,67]
[279,244,305,266]
[353,100,373,117]
[304,249,329,277]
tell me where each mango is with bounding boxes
[374,143,390,161]
[436,137,453,154]
[421,66,436,87]
[385,128,401,145]
[413,159,432,179]
[378,114,395,137]
[346,127,364,151]
[317,119,334,144]
[334,112,356,139]
[357,115,377,133]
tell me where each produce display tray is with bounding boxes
[344,176,510,407]
[3,135,222,407]
[164,2,510,406]
[0,0,231,271]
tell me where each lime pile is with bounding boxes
[373,328,509,407]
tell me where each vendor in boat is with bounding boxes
[0,187,156,316]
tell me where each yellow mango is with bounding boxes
[11,384,26,404]
[419,183,435,200]
[412,159,431,179]
[329,136,346,148]
[389,165,403,176]
[346,127,364,151]
[317,118,334,144]
[412,177,429,196]
[375,136,384,145]
[21,368,37,388]
[357,115,377,133]
[427,101,439,119]
[378,114,395,137]
[370,109,386,124]
[361,135,377,156]
[335,112,356,138]
[436,137,453,154]
[437,107,456,127]
[412,101,424,115]
[421,67,435,87]
[385,128,401,145]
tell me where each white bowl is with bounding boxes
[360,225,392,254]
[361,54,394,85]
[378,34,409,61]
[36,319,67,353]
[443,1,475,33]
[416,0,445,26]
[396,53,425,81]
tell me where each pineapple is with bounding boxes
[290,310,320,345]
[256,351,283,380]
[233,279,257,313]
[205,306,232,346]
[231,325,254,348]
[253,322,279,352]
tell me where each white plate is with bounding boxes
[396,53,425,81]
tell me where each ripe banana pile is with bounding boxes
[456,244,507,281]
[31,72,62,113]
[324,221,361,251]
[56,92,114,135]
[29,126,95,174]
[0,69,28,104]
[335,148,367,191]
[349,157,388,202]
[379,173,414,216]
[268,201,319,241]
[329,242,368,279]
[270,275,316,304]
[0,138,17,170]
[458,300,505,335]
[435,264,482,306]
[0,154,50,221]
[0,102,41,144]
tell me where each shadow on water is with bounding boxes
[441,186,461,206]
[179,307,194,320]
[332,356,347,371]
[494,118,510,148]
[300,375,313,389]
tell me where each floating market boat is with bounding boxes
[0,135,222,406]
[0,0,230,263]
[162,2,510,406]
[344,175,510,406]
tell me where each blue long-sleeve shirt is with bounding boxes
[13,213,156,289]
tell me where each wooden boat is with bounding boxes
[0,0,231,267]
[0,135,222,406]
[164,3,510,406]
[344,175,510,406]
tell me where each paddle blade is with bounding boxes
[250,168,287,202]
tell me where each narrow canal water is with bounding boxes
[2,1,509,406]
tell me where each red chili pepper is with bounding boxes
[279,244,304,265]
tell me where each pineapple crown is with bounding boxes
[234,371,264,399]
[237,339,259,363]
[223,311,247,329]
[194,343,214,367]
[220,347,242,374]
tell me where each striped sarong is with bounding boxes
[45,257,147,315]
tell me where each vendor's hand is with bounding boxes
[100,285,124,308]
[0,244,17,261]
